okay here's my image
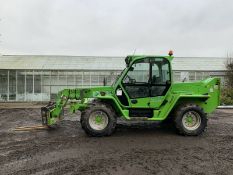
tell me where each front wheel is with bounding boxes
[81,103,117,137]
[174,104,207,136]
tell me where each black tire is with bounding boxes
[174,103,207,136]
[80,102,117,137]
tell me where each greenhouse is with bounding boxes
[0,55,227,102]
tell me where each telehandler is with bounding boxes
[41,51,220,136]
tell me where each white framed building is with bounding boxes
[0,55,227,102]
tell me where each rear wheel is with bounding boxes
[174,104,207,136]
[81,102,117,137]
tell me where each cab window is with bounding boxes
[123,58,150,98]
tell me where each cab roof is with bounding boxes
[125,55,174,67]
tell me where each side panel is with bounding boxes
[99,78,220,121]
[150,95,209,121]
[147,77,220,121]
[97,95,130,120]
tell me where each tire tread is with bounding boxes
[173,103,207,136]
[81,101,117,137]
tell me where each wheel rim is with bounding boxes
[182,111,201,131]
[89,111,109,131]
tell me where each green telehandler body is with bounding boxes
[41,52,220,136]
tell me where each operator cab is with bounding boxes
[116,54,173,115]
[123,57,171,99]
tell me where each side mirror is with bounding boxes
[125,57,130,67]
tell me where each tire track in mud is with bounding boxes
[2,147,213,175]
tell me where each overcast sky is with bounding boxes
[0,0,233,57]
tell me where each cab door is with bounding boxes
[121,58,151,108]
[149,58,171,108]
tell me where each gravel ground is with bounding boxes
[0,108,233,175]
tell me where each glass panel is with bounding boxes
[17,71,25,101]
[9,70,16,101]
[26,71,33,101]
[151,86,167,96]
[26,71,33,93]
[124,86,150,98]
[75,73,83,87]
[34,71,41,93]
[67,71,75,86]
[58,71,66,86]
[181,72,189,82]
[123,58,150,98]
[151,58,170,84]
[41,86,50,101]
[106,75,113,85]
[42,71,51,86]
[0,70,8,101]
[123,59,150,84]
[203,72,210,79]
[195,72,202,81]
[99,75,105,86]
[41,71,51,101]
[91,74,99,86]
[83,72,90,86]
[189,72,195,81]
[173,71,181,82]
[51,71,59,85]
[162,63,170,82]
[151,58,171,97]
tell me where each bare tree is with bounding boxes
[226,56,233,87]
